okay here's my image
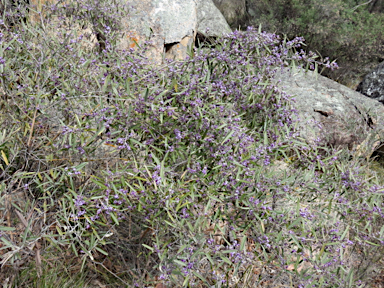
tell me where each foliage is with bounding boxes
[244,0,384,86]
[0,1,383,287]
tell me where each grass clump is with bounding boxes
[0,1,383,287]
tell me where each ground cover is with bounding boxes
[0,1,384,287]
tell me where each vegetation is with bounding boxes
[237,0,384,87]
[0,0,384,287]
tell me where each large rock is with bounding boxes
[25,0,232,63]
[212,0,246,28]
[121,0,232,63]
[197,0,232,37]
[275,68,384,154]
[117,0,197,63]
[356,61,384,103]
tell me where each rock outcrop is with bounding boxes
[120,0,232,63]
[356,61,384,103]
[212,0,246,28]
[119,0,197,64]
[197,0,232,38]
[275,68,384,155]
[23,0,232,64]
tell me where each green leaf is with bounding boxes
[290,234,302,249]
[340,225,350,241]
[110,212,119,225]
[0,237,13,247]
[220,130,235,146]
[0,226,16,231]
[177,244,189,255]
[365,240,380,246]
[205,253,214,265]
[240,235,247,252]
[348,269,354,288]
[173,259,187,267]
[220,256,232,265]
[192,271,207,284]
[182,275,190,287]
[142,244,154,252]
[56,226,64,236]
[221,249,237,254]
[102,74,111,93]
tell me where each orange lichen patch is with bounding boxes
[164,36,194,61]
[129,38,139,49]
[179,35,193,47]
[126,32,142,49]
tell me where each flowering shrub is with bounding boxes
[0,1,383,287]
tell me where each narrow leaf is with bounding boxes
[1,150,8,165]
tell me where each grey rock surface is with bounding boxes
[26,0,232,63]
[119,0,233,63]
[212,0,246,27]
[275,68,384,152]
[119,0,197,63]
[356,61,384,103]
[197,0,232,37]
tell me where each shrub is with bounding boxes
[0,1,383,287]
[244,0,384,86]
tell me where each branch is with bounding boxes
[351,0,373,11]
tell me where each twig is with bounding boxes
[27,108,38,147]
[351,0,373,11]
[94,261,130,286]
